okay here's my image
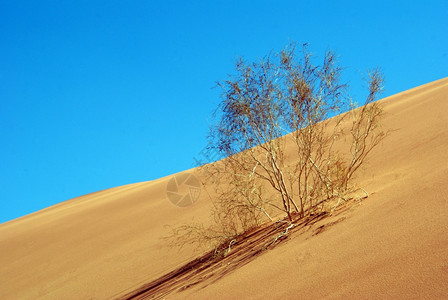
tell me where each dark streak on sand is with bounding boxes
[116,211,347,299]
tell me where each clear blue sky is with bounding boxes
[1,0,447,223]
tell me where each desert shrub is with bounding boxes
[168,43,385,252]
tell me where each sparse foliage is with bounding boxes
[167,43,386,253]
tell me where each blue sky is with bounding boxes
[1,0,447,223]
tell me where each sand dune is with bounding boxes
[1,77,447,299]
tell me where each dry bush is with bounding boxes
[167,43,385,253]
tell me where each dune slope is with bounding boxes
[1,77,447,299]
[175,77,448,299]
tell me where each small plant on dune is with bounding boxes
[167,42,386,254]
